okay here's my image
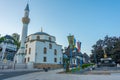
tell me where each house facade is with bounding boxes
[63,46,83,67]
[0,35,17,62]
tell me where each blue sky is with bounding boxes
[0,0,120,55]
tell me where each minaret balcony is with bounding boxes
[22,17,30,24]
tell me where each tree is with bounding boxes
[90,35,120,63]
[0,37,5,43]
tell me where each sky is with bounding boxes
[0,0,120,55]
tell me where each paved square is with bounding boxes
[4,69,120,80]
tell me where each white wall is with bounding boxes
[35,41,62,64]
[25,41,36,63]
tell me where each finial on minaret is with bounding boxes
[25,3,29,11]
[41,27,43,32]
[24,0,30,11]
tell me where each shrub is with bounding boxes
[82,63,93,69]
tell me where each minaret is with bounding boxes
[21,3,30,49]
[15,3,30,63]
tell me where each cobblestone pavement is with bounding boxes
[4,69,120,80]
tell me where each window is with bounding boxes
[54,49,57,55]
[49,37,51,41]
[43,57,47,62]
[25,49,27,54]
[28,57,30,62]
[74,60,75,64]
[37,36,40,40]
[29,48,31,54]
[28,37,29,41]
[26,44,28,48]
[54,58,57,62]
[49,44,52,49]
[44,47,47,54]
[24,58,26,63]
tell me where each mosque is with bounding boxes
[15,3,63,69]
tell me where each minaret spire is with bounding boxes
[25,3,29,11]
[41,27,43,32]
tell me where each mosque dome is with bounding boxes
[33,32,50,36]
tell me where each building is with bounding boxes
[12,33,20,42]
[63,46,83,67]
[24,31,63,68]
[83,53,90,63]
[0,35,17,61]
[14,3,63,69]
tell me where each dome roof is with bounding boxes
[33,32,50,36]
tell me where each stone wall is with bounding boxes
[34,63,63,69]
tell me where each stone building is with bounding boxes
[25,31,63,69]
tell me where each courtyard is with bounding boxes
[0,67,120,80]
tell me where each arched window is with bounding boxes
[49,37,51,41]
[28,37,29,41]
[25,49,27,54]
[54,49,57,55]
[43,57,47,62]
[54,58,57,62]
[28,57,30,62]
[49,44,52,49]
[29,48,31,54]
[37,36,40,40]
[44,47,47,54]
[26,44,28,48]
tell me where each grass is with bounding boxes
[69,63,95,72]
[70,67,81,72]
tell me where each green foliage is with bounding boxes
[14,39,20,48]
[0,37,5,43]
[91,35,120,63]
[70,67,81,72]
[0,36,20,48]
[82,63,93,69]
[68,64,94,73]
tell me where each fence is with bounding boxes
[0,61,27,70]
